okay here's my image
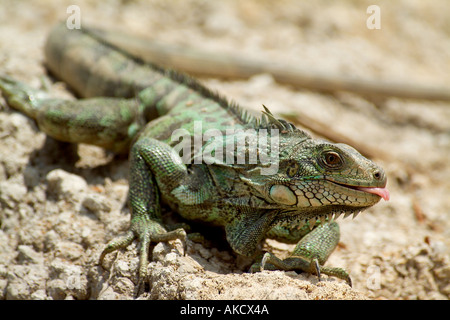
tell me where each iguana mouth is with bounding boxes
[330,181,390,201]
[354,186,390,201]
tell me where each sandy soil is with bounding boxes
[0,0,449,300]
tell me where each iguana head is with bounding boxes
[239,110,389,228]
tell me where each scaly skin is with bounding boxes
[0,23,389,291]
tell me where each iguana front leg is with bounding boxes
[100,136,188,288]
[253,222,352,286]
[0,76,187,287]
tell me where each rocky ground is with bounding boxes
[0,0,449,300]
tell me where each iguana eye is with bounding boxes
[286,161,299,178]
[323,151,342,168]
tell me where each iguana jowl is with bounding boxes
[0,23,389,288]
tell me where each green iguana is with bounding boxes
[0,23,389,290]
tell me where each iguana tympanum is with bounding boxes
[0,23,389,289]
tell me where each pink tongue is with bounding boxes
[356,187,390,201]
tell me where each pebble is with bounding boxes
[46,169,87,202]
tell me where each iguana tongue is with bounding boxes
[356,186,390,201]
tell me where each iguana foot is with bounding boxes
[0,74,49,117]
[250,222,352,286]
[254,252,352,287]
[99,218,187,291]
